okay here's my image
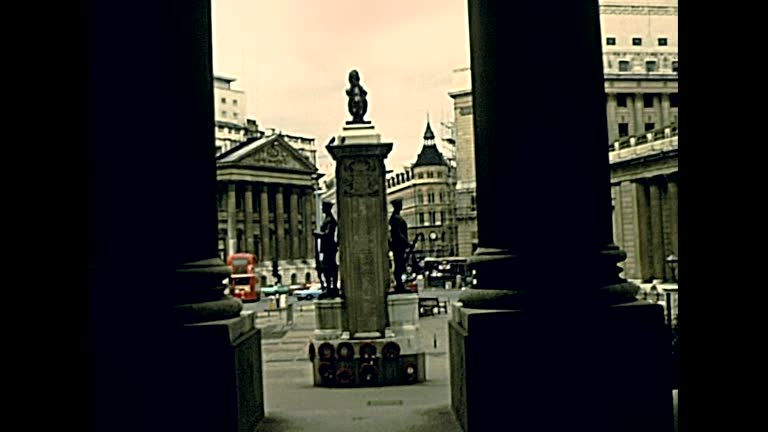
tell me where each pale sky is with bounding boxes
[211,0,470,172]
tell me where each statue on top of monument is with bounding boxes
[314,201,340,299]
[389,199,410,293]
[346,69,369,124]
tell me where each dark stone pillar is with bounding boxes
[90,1,260,431]
[462,0,633,308]
[450,2,672,431]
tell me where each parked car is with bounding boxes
[261,284,290,297]
[294,286,323,301]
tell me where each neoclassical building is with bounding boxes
[386,121,458,261]
[216,134,323,286]
[610,125,678,283]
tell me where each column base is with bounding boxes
[449,301,673,432]
[170,312,264,432]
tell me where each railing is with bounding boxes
[609,124,678,153]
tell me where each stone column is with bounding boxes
[634,180,654,282]
[450,2,672,431]
[259,184,271,261]
[275,186,286,260]
[227,183,237,256]
[649,178,666,280]
[606,93,618,143]
[661,93,671,127]
[327,138,393,339]
[289,187,300,259]
[667,176,678,255]
[303,189,315,259]
[244,184,254,254]
[90,1,258,430]
[634,92,645,135]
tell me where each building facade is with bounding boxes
[213,75,260,155]
[216,134,322,287]
[601,0,678,142]
[448,0,678,264]
[386,121,458,261]
[448,67,478,257]
[610,125,678,283]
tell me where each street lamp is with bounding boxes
[429,231,437,257]
[666,254,678,283]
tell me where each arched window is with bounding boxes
[305,272,312,284]
[291,273,298,285]
[260,275,267,287]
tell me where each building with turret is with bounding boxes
[386,120,458,261]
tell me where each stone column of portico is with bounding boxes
[275,186,286,260]
[666,176,678,256]
[303,189,315,259]
[634,92,646,135]
[259,184,271,261]
[451,2,672,431]
[289,187,300,259]
[244,184,255,254]
[661,93,671,126]
[649,178,666,280]
[227,183,237,256]
[90,0,259,430]
[606,93,618,143]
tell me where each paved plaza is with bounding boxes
[251,299,678,432]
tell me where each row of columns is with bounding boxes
[606,92,675,141]
[224,183,316,261]
[614,174,678,282]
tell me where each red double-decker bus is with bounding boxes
[226,253,260,302]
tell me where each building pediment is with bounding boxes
[217,135,318,174]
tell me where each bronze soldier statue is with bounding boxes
[315,201,339,299]
[389,199,410,293]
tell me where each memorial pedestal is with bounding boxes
[313,298,345,340]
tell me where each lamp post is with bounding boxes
[666,254,678,283]
[271,228,281,286]
[665,254,678,328]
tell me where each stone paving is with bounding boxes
[252,304,678,432]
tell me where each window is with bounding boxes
[658,38,668,46]
[606,37,616,45]
[470,194,476,211]
[233,99,238,106]
[221,111,227,117]
[440,211,446,224]
[632,37,642,46]
[221,97,226,103]
[428,192,435,203]
[616,94,628,107]
[233,112,239,118]
[645,60,657,73]
[439,192,444,202]
[618,123,629,137]
[643,94,654,108]
[417,172,424,179]
[417,193,424,204]
[669,93,679,108]
[459,106,472,116]
[430,212,436,225]
[427,171,434,178]
[618,60,631,72]
[645,123,655,132]
[672,61,678,73]
[437,172,443,178]
[418,213,425,225]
